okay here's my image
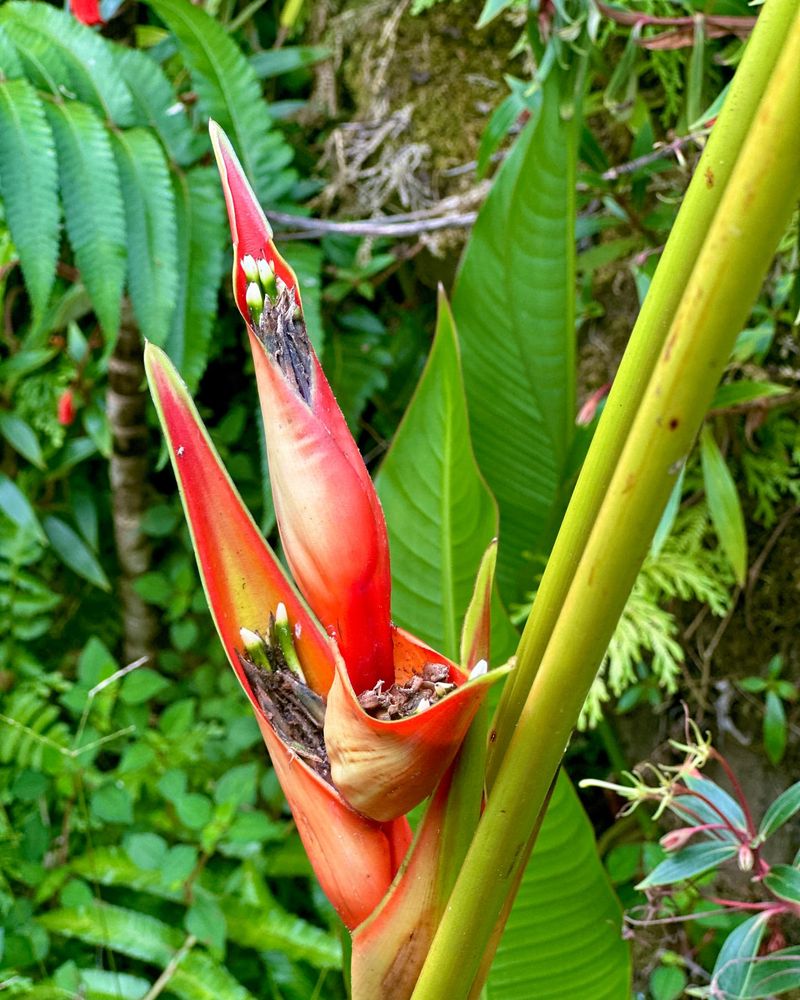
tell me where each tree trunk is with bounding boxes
[107,318,159,663]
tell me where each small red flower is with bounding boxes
[70,0,104,26]
[57,388,75,427]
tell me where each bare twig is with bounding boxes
[270,210,478,240]
[142,935,198,1000]
[601,129,710,181]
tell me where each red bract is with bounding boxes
[70,0,104,25]
[145,121,505,928]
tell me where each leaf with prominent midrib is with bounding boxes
[453,69,578,603]
[376,290,517,664]
[487,773,630,999]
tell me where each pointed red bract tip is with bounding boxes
[208,120,301,322]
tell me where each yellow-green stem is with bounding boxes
[412,13,800,996]
[487,0,800,782]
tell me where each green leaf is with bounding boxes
[249,45,330,79]
[42,514,111,591]
[651,464,685,557]
[453,68,577,602]
[649,965,687,1000]
[763,689,787,764]
[0,411,45,469]
[0,2,133,124]
[45,101,126,339]
[0,24,23,76]
[38,902,256,1000]
[637,842,739,888]
[758,780,800,841]
[185,894,226,956]
[735,946,800,998]
[69,847,342,969]
[90,783,134,825]
[763,864,800,905]
[0,78,59,317]
[111,128,178,346]
[710,379,789,410]
[0,473,45,542]
[700,425,747,586]
[376,290,517,664]
[477,0,516,28]
[214,762,257,808]
[711,913,769,1000]
[486,773,630,998]
[147,0,294,203]
[120,668,170,705]
[75,969,150,1000]
[117,46,197,166]
[125,832,168,871]
[164,166,226,390]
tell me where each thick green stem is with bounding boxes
[412,13,800,997]
[487,0,800,782]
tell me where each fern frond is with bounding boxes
[0,18,69,99]
[111,128,178,346]
[0,687,71,771]
[165,166,225,389]
[45,101,126,339]
[0,78,60,317]
[146,0,295,203]
[0,1,133,125]
[40,902,256,1000]
[117,47,197,167]
[0,24,23,77]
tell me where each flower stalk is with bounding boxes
[411,7,800,995]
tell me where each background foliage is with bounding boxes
[0,0,797,997]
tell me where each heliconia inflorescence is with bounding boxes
[144,120,508,945]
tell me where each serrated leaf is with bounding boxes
[701,425,747,585]
[763,864,800,905]
[164,166,226,390]
[0,1,133,124]
[0,411,44,469]
[711,913,769,1000]
[637,842,739,888]
[376,290,517,664]
[147,0,294,203]
[453,68,578,602]
[0,78,59,316]
[42,514,111,591]
[758,780,800,841]
[69,847,342,969]
[111,128,178,345]
[45,100,126,339]
[38,902,256,1000]
[76,969,151,1000]
[117,47,196,166]
[486,773,630,999]
[0,24,23,76]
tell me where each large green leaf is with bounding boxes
[0,78,59,318]
[700,424,747,585]
[164,166,226,391]
[375,290,516,664]
[111,128,178,346]
[487,773,629,998]
[147,0,294,204]
[453,68,578,603]
[0,1,133,125]
[45,100,126,339]
[38,903,256,1000]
